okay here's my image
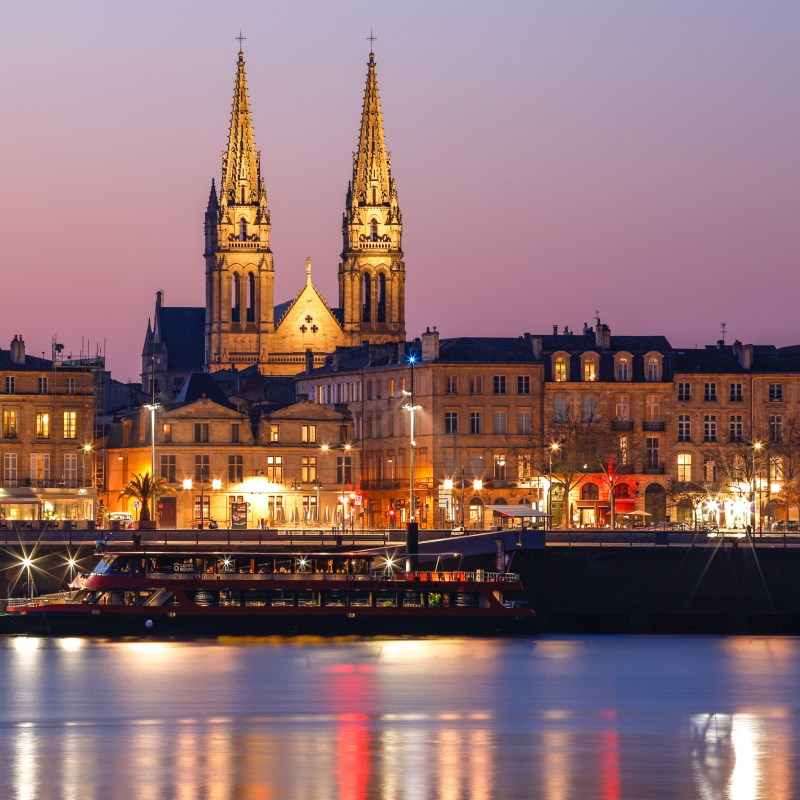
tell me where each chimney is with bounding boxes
[10,335,25,365]
[553,325,558,335]
[738,343,753,370]
[716,339,724,350]
[304,348,314,374]
[421,326,440,362]
[594,321,611,350]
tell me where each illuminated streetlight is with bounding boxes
[402,353,422,522]
[751,441,763,535]
[144,402,161,521]
[548,442,560,527]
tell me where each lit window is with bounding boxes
[63,411,77,439]
[553,356,567,382]
[617,358,630,382]
[677,453,692,482]
[266,456,283,483]
[301,425,316,443]
[615,395,629,421]
[270,424,280,443]
[36,412,50,439]
[583,357,597,382]
[646,356,661,382]
[2,409,18,439]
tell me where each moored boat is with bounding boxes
[4,549,536,637]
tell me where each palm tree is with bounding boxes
[119,471,174,523]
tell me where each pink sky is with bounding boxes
[2,1,799,381]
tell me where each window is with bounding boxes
[703,415,717,442]
[194,455,210,482]
[619,435,629,465]
[445,376,458,395]
[63,411,77,439]
[3,409,18,438]
[553,397,567,422]
[517,411,531,435]
[231,423,240,443]
[646,437,659,470]
[646,356,662,382]
[517,375,530,395]
[517,454,532,483]
[769,383,784,402]
[270,424,280,442]
[677,453,692,483]
[493,376,507,395]
[162,423,172,443]
[30,453,50,485]
[35,412,50,439]
[646,394,660,421]
[615,395,629,420]
[730,383,743,402]
[266,455,283,483]
[468,376,482,395]
[678,414,691,442]
[553,356,567,382]
[444,412,458,435]
[336,456,352,485]
[493,455,507,482]
[770,414,783,444]
[3,453,17,486]
[302,456,318,483]
[493,411,508,434]
[38,376,48,394]
[729,415,743,443]
[469,412,483,435]
[160,455,176,483]
[63,453,77,487]
[228,455,243,483]
[301,425,316,443]
[678,382,691,402]
[194,423,209,443]
[582,397,597,423]
[617,357,630,382]
[5,377,15,394]
[704,459,716,483]
[581,483,599,500]
[66,376,76,396]
[583,357,597,382]
[704,382,717,402]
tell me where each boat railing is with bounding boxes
[142,568,520,583]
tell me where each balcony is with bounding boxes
[612,419,634,432]
[644,463,665,474]
[642,421,665,432]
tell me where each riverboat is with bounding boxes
[4,549,536,637]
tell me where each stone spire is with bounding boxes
[220,49,267,213]
[339,48,405,343]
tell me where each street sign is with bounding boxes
[133,501,140,509]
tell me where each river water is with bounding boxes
[1,634,799,799]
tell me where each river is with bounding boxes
[1,634,798,799]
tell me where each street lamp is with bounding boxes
[144,402,161,521]
[751,441,763,535]
[548,442,560,527]
[80,444,93,488]
[402,353,422,522]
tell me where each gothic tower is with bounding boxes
[339,50,406,343]
[205,48,274,373]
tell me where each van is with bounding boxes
[109,512,134,530]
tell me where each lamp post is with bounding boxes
[751,441,763,535]
[548,442,560,528]
[313,481,322,523]
[144,402,160,521]
[321,443,352,527]
[402,353,422,522]
[81,443,92,488]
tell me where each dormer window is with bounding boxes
[645,353,663,382]
[581,353,599,382]
[614,352,632,382]
[552,353,568,382]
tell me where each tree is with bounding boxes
[119,472,174,523]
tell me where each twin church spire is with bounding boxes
[205,43,405,376]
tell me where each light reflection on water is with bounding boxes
[1,635,799,799]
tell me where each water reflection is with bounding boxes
[2,636,800,799]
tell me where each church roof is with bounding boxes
[155,307,205,371]
[174,372,235,408]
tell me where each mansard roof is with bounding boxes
[539,334,672,354]
[174,372,235,408]
[436,337,536,363]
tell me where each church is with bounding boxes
[142,46,406,396]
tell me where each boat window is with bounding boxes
[93,557,115,575]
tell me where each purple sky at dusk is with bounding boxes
[2,1,799,381]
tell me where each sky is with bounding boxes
[2,1,799,381]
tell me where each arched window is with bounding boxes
[553,355,567,382]
[370,219,379,242]
[377,273,387,323]
[614,482,631,499]
[362,273,372,322]
[646,355,662,382]
[246,273,256,323]
[617,357,630,382]
[231,273,241,323]
[581,483,599,500]
[239,218,248,240]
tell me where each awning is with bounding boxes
[486,504,551,518]
[0,488,41,505]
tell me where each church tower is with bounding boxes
[339,50,406,343]
[205,47,274,373]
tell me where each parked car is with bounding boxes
[771,521,800,532]
[663,521,691,531]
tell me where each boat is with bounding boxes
[3,548,536,637]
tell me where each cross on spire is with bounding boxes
[367,29,377,51]
[236,31,246,52]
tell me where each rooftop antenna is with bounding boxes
[720,322,727,344]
